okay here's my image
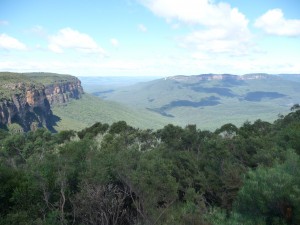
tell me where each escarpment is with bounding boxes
[24,72,84,105]
[0,72,84,132]
[44,77,84,105]
[0,81,52,132]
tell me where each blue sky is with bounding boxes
[1,0,300,76]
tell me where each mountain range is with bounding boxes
[0,72,168,132]
[88,73,300,130]
[1,72,300,132]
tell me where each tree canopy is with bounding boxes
[1,106,300,225]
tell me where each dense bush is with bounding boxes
[0,106,300,224]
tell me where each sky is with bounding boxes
[0,0,300,77]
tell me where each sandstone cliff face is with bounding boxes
[0,83,52,132]
[45,78,84,105]
[0,73,84,132]
[168,74,279,82]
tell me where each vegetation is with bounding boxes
[1,105,300,225]
[52,94,170,131]
[24,72,80,86]
[0,72,42,99]
[90,75,300,130]
[2,72,299,132]
[0,72,33,83]
[0,72,168,132]
[0,72,75,99]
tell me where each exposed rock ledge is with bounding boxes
[0,72,84,132]
[45,78,84,105]
[0,83,52,132]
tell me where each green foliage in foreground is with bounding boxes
[1,106,300,225]
[235,151,300,224]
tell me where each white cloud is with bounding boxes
[139,0,252,55]
[138,24,148,32]
[138,0,249,28]
[191,52,211,60]
[48,28,105,54]
[1,51,300,77]
[0,33,27,50]
[255,9,300,37]
[182,26,252,55]
[0,57,151,76]
[110,38,119,47]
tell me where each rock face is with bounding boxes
[168,73,280,82]
[0,83,52,132]
[0,72,84,132]
[45,78,84,105]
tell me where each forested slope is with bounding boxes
[94,74,300,129]
[0,105,300,225]
[52,94,170,131]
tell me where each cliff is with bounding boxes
[0,72,84,132]
[24,72,84,105]
[0,77,52,131]
[45,78,84,105]
[168,73,281,82]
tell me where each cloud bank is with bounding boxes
[255,9,300,37]
[138,0,252,55]
[48,28,105,54]
[0,34,27,50]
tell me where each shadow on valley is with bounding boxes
[146,108,175,117]
[48,114,61,133]
[148,96,220,117]
[244,91,286,102]
[92,89,115,98]
[190,86,236,97]
[179,80,243,97]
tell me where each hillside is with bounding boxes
[0,72,84,132]
[24,72,84,105]
[0,72,43,99]
[2,72,299,132]
[0,72,169,132]
[52,93,170,131]
[89,73,300,130]
[0,72,53,131]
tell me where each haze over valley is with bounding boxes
[83,73,300,130]
[1,72,300,132]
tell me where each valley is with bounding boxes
[1,72,300,132]
[2,1,300,224]
[84,73,300,130]
[1,72,300,224]
[0,72,169,132]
